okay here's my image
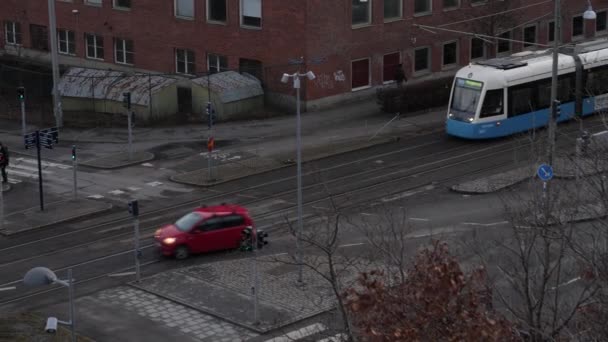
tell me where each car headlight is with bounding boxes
[163,237,176,245]
[154,229,162,236]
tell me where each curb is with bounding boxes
[0,202,114,236]
[171,136,398,187]
[80,152,155,169]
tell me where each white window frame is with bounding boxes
[85,33,104,60]
[351,57,371,91]
[176,48,195,75]
[572,14,585,41]
[114,38,133,65]
[86,0,102,6]
[414,0,432,16]
[442,40,458,69]
[4,21,21,45]
[240,0,262,29]
[383,0,402,22]
[175,0,195,19]
[207,0,227,23]
[470,37,485,61]
[352,0,372,27]
[58,29,76,55]
[443,0,460,11]
[523,24,538,49]
[413,46,431,74]
[207,53,228,73]
[113,0,131,10]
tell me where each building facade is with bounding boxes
[1,0,606,110]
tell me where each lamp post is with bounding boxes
[281,70,316,284]
[548,0,596,166]
[24,267,75,341]
[48,0,63,128]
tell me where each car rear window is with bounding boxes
[175,212,203,232]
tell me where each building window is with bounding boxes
[471,37,484,60]
[572,15,584,39]
[4,21,21,45]
[208,0,227,22]
[241,0,261,28]
[58,29,76,55]
[352,0,371,26]
[113,0,131,9]
[30,24,49,51]
[351,58,370,90]
[497,31,511,54]
[443,0,459,10]
[208,53,228,73]
[384,0,401,20]
[597,11,607,33]
[548,21,555,42]
[86,33,104,59]
[470,0,487,5]
[176,49,195,74]
[414,0,431,15]
[414,47,430,73]
[239,58,263,80]
[443,41,458,67]
[86,0,102,5]
[114,38,134,64]
[383,52,400,83]
[523,25,537,48]
[176,0,194,19]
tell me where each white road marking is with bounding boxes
[109,189,126,195]
[141,163,154,167]
[0,286,16,291]
[10,164,48,173]
[237,193,258,199]
[318,334,347,342]
[127,187,142,192]
[374,160,384,164]
[7,178,21,184]
[108,272,136,277]
[381,186,434,203]
[339,243,365,248]
[312,206,330,211]
[461,221,509,227]
[409,217,430,222]
[226,155,241,161]
[7,169,52,178]
[16,157,70,169]
[361,212,377,216]
[87,194,104,199]
[263,323,327,342]
[146,181,163,187]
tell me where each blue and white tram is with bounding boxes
[446,39,608,139]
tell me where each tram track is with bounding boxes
[1,118,605,308]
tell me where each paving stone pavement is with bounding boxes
[96,286,258,342]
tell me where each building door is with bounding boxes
[239,58,263,82]
[177,87,192,114]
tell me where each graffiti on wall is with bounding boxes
[313,70,346,89]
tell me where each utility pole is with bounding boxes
[548,0,561,167]
[18,87,26,138]
[0,177,4,230]
[71,145,77,200]
[48,0,63,127]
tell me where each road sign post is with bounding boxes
[24,127,60,212]
[207,136,214,181]
[537,164,554,202]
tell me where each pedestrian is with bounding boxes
[394,63,407,87]
[0,141,8,184]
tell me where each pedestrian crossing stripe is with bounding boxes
[263,323,327,342]
[15,157,71,169]
[88,194,104,199]
[7,178,21,184]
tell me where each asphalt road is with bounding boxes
[1,115,607,339]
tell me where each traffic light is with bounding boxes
[71,145,77,161]
[123,92,131,110]
[128,200,139,217]
[553,100,561,119]
[17,86,25,100]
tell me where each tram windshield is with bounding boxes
[449,78,484,122]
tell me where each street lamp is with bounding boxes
[24,267,75,341]
[548,0,596,166]
[281,69,316,284]
[48,0,63,127]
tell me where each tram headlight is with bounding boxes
[448,113,454,118]
[468,117,474,122]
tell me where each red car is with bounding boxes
[154,204,254,259]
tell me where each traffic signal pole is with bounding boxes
[36,131,45,212]
[18,87,26,139]
[72,145,77,200]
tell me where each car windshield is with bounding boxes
[450,78,483,122]
[175,212,203,232]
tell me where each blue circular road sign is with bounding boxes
[537,164,554,181]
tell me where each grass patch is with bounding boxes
[0,312,93,342]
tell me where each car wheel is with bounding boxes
[174,246,190,260]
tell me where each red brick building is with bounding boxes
[1,0,606,110]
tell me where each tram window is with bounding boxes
[537,79,552,109]
[509,86,535,117]
[480,89,503,118]
[587,67,608,95]
[557,75,574,102]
